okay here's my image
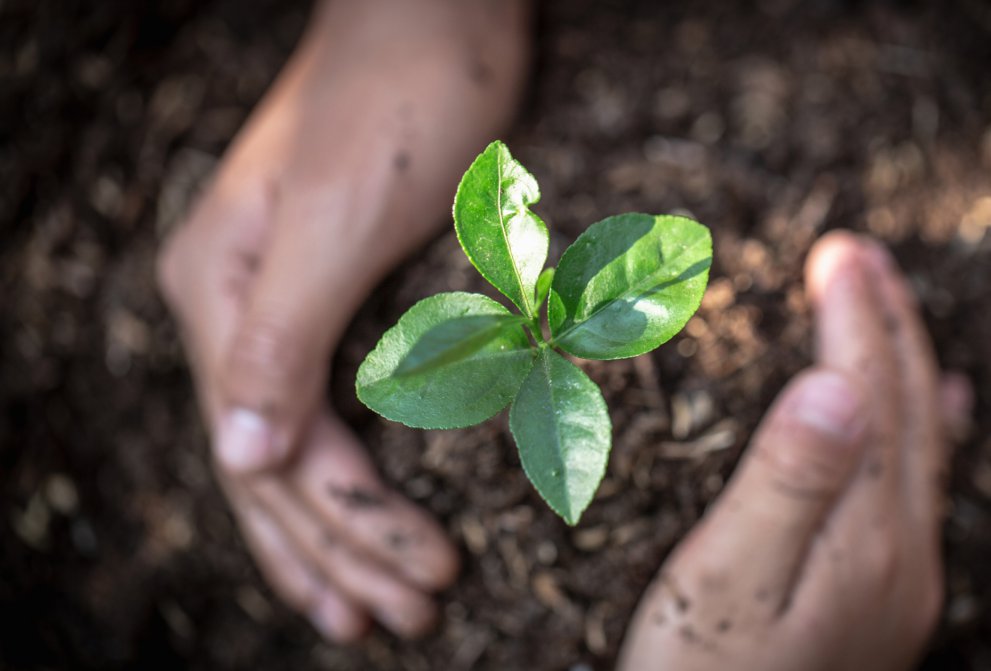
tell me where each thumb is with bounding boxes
[216,298,329,473]
[214,134,406,473]
[688,368,869,605]
[215,198,361,474]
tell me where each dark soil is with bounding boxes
[2,0,991,669]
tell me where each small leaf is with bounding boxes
[509,349,611,525]
[548,214,711,360]
[357,292,534,429]
[535,267,555,310]
[453,141,548,318]
[395,313,527,377]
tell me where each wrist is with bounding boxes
[274,0,532,344]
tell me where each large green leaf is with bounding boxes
[509,349,611,525]
[453,141,548,318]
[357,293,534,429]
[395,313,527,377]
[548,214,711,360]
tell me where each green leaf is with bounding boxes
[395,313,527,377]
[548,214,711,360]
[535,267,555,310]
[509,349,611,525]
[357,292,534,429]
[453,141,548,318]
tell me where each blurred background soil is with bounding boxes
[2,0,990,669]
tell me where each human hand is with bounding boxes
[618,232,972,670]
[157,0,530,642]
[156,125,460,641]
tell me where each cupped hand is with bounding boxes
[619,232,972,670]
[157,134,460,641]
[155,0,533,639]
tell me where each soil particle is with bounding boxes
[659,572,691,613]
[327,485,387,509]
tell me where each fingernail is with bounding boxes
[793,372,866,442]
[217,408,274,472]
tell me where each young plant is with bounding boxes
[356,141,711,525]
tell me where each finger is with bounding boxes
[215,149,399,474]
[805,231,902,492]
[289,413,460,592]
[670,369,868,614]
[858,241,947,530]
[247,477,440,639]
[224,483,370,643]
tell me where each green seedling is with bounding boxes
[357,141,711,525]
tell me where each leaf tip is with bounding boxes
[562,509,583,527]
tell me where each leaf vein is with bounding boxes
[553,230,710,344]
[495,148,533,317]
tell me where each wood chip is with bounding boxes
[450,625,492,671]
[459,514,488,555]
[611,518,652,546]
[44,473,79,515]
[497,536,530,589]
[11,492,50,549]
[532,570,579,619]
[959,196,991,245]
[572,526,609,552]
[670,389,715,439]
[536,541,558,565]
[659,418,738,459]
[584,602,610,655]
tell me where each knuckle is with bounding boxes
[230,313,308,387]
[758,428,848,497]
